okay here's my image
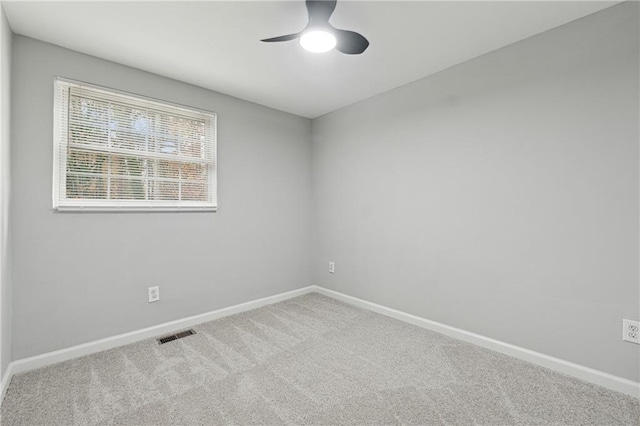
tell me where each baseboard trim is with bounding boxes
[3,284,638,402]
[8,286,315,378]
[0,362,13,404]
[312,286,640,398]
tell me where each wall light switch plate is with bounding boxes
[148,286,160,303]
[328,262,335,274]
[622,319,639,344]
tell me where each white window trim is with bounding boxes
[52,77,218,212]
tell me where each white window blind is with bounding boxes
[53,78,217,211]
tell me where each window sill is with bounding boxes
[53,206,218,213]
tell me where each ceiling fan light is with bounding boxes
[299,30,336,53]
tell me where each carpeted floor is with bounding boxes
[1,293,638,425]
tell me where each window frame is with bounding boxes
[52,77,218,212]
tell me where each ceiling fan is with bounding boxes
[261,0,369,54]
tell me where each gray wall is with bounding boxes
[312,2,639,381]
[11,36,312,360]
[0,5,12,378]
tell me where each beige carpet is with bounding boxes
[1,293,638,425]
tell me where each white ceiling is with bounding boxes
[3,1,619,118]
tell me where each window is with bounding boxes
[53,78,217,211]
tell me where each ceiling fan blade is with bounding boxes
[334,29,369,54]
[261,33,300,43]
[306,0,337,25]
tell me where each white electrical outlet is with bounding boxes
[148,286,160,303]
[622,319,640,344]
[328,261,335,274]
